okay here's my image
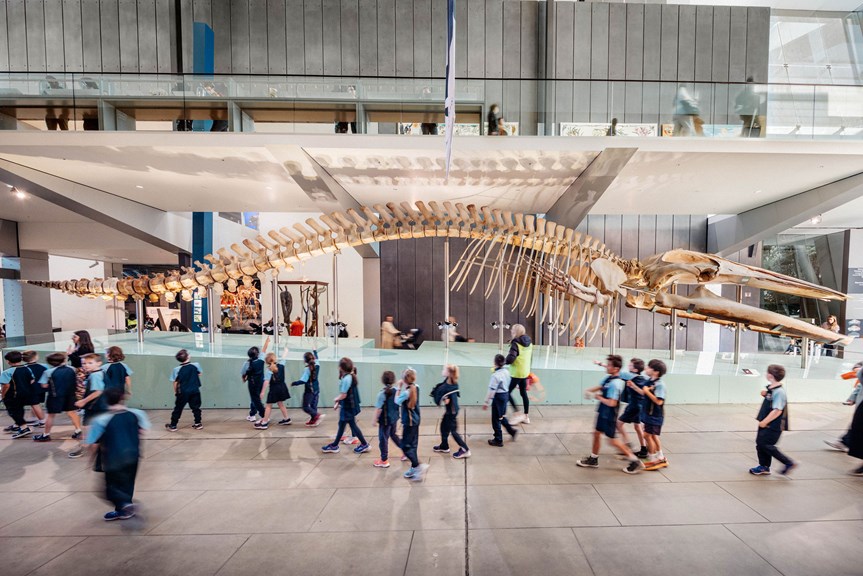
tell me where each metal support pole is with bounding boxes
[610,297,617,355]
[332,251,339,348]
[669,283,677,360]
[444,237,451,350]
[113,297,120,334]
[271,275,280,348]
[135,298,144,343]
[207,286,216,344]
[734,285,742,365]
[801,337,810,370]
[498,243,505,353]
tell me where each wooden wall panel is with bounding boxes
[448,239,468,342]
[397,237,417,332]
[137,0,158,74]
[380,240,399,326]
[249,0,269,74]
[414,237,434,344]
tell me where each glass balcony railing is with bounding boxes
[0,72,860,140]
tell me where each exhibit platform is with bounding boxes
[4,331,858,409]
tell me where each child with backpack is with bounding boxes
[373,370,402,468]
[102,346,133,395]
[241,338,269,423]
[23,350,48,426]
[1,351,36,438]
[33,352,82,442]
[432,364,470,459]
[165,349,203,431]
[68,353,108,458]
[321,357,369,454]
[254,350,293,430]
[291,350,323,426]
[397,368,428,481]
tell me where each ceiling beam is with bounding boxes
[544,147,638,228]
[0,159,190,255]
[707,171,863,257]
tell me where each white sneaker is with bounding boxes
[523,415,531,424]
[245,415,258,422]
[411,463,430,482]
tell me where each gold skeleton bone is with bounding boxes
[22,201,850,346]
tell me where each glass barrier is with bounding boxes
[0,73,860,139]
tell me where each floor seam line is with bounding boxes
[589,483,623,527]
[142,489,208,535]
[570,528,598,576]
[20,534,88,576]
[720,523,789,576]
[402,530,415,576]
[213,534,252,576]
[713,481,772,523]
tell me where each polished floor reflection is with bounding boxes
[0,403,860,576]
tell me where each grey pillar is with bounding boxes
[734,285,743,365]
[98,101,136,131]
[207,286,216,344]
[444,236,451,350]
[228,102,255,132]
[669,283,678,361]
[135,299,145,343]
[19,251,53,337]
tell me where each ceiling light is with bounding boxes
[10,186,25,199]
[136,185,143,189]
[810,215,822,225]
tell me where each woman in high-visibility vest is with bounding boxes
[505,324,533,424]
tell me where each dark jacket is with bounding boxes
[505,335,532,365]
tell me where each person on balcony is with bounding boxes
[735,77,763,138]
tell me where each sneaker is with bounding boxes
[373,459,390,468]
[403,467,417,479]
[342,436,360,445]
[104,507,135,521]
[120,503,136,519]
[33,434,51,442]
[824,440,848,452]
[321,443,340,454]
[510,429,519,442]
[577,456,599,468]
[25,418,39,425]
[254,421,269,430]
[246,415,258,422]
[851,465,863,477]
[780,462,797,476]
[71,429,82,440]
[12,427,31,439]
[191,423,203,430]
[635,447,649,459]
[623,459,645,474]
[433,445,450,453]
[400,455,408,462]
[104,511,125,521]
[523,416,530,424]
[353,443,371,454]
[411,463,430,482]
[749,466,771,476]
[312,414,325,426]
[304,419,314,427]
[3,425,17,433]
[453,448,471,459]
[164,423,178,432]
[277,418,292,426]
[68,448,84,459]
[34,420,45,428]
[487,439,504,447]
[644,459,669,471]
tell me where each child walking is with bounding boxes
[23,350,48,426]
[749,364,795,476]
[85,387,151,521]
[322,357,370,454]
[577,355,643,474]
[291,350,323,426]
[373,370,402,468]
[617,357,649,459]
[33,352,82,442]
[483,354,519,447]
[396,368,428,480]
[241,338,269,423]
[433,364,471,459]
[68,353,107,458]
[102,346,133,395]
[165,349,203,431]
[254,350,292,430]
[629,359,668,470]
[2,351,36,438]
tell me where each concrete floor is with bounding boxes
[1,403,861,576]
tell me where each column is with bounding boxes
[192,212,213,332]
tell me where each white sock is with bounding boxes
[648,453,657,461]
[590,453,598,459]
[657,450,665,460]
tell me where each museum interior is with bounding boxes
[1,0,863,574]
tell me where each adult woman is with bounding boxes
[67,330,94,369]
[821,315,841,357]
[505,324,533,423]
[487,104,505,135]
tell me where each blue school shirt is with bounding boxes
[642,379,667,426]
[0,366,33,399]
[757,384,787,432]
[339,374,361,417]
[293,364,320,394]
[488,368,511,395]
[171,362,203,394]
[102,362,133,392]
[40,365,77,397]
[597,375,624,421]
[375,388,400,426]
[86,407,151,446]
[396,384,421,427]
[263,360,287,382]
[84,370,107,414]
[241,358,266,385]
[26,363,48,386]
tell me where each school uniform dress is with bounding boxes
[755,385,792,469]
[292,364,320,418]
[488,368,517,442]
[82,370,107,425]
[241,358,266,418]
[396,385,422,468]
[436,381,468,451]
[641,379,667,435]
[618,372,649,424]
[40,365,78,414]
[102,362,133,393]
[375,388,402,461]
[87,407,151,511]
[1,366,34,426]
[26,363,48,406]
[264,362,291,404]
[170,362,203,426]
[595,376,624,438]
[334,374,367,446]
